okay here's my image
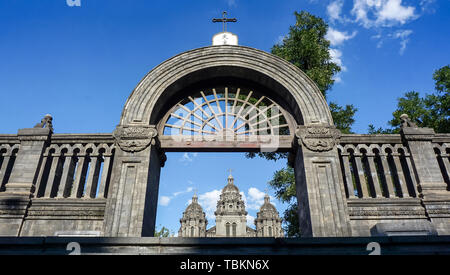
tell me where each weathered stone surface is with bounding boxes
[113,125,158,153]
[296,125,340,152]
[1,236,450,255]
[371,221,437,236]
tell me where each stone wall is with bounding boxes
[0,131,115,237]
[337,130,450,236]
[1,236,449,255]
[0,125,449,237]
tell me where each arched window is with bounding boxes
[190,226,194,237]
[232,223,237,237]
[162,87,292,137]
[268,226,272,237]
[226,223,231,237]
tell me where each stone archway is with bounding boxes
[104,45,352,237]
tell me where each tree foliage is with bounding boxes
[271,11,340,96]
[329,103,358,134]
[154,225,173,237]
[270,11,357,133]
[368,65,450,134]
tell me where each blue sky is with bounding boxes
[1,0,449,235]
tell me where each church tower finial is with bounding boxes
[227,169,234,185]
[264,188,270,203]
[192,188,198,203]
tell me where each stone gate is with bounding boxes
[0,45,449,242]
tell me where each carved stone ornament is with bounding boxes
[113,125,158,152]
[296,125,340,152]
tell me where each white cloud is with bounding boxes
[160,196,171,206]
[326,27,357,46]
[180,152,192,162]
[160,186,195,206]
[173,187,193,197]
[247,214,255,227]
[329,48,345,83]
[391,29,413,55]
[179,153,198,164]
[246,187,275,210]
[324,27,355,84]
[351,0,417,28]
[329,48,346,71]
[198,189,221,220]
[377,0,416,25]
[327,0,345,22]
[419,0,435,13]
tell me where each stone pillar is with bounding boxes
[0,127,51,236]
[401,125,450,234]
[293,125,352,237]
[103,125,166,237]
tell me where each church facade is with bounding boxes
[178,173,283,237]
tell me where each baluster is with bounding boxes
[341,152,356,198]
[44,153,61,198]
[404,153,419,197]
[97,153,112,198]
[0,154,11,189]
[366,152,382,198]
[57,153,74,198]
[85,153,100,198]
[71,154,86,198]
[34,152,50,198]
[379,152,396,198]
[440,151,450,184]
[354,152,370,198]
[392,151,410,198]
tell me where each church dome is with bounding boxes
[215,172,247,217]
[185,201,204,213]
[181,194,206,221]
[222,182,240,193]
[259,194,276,211]
[222,172,240,193]
[256,194,281,220]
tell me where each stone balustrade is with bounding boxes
[337,135,418,199]
[0,135,20,192]
[337,133,450,236]
[0,133,115,236]
[0,127,449,237]
[34,136,115,199]
[432,135,450,190]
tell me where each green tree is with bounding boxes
[267,167,300,237]
[247,11,357,237]
[329,103,358,134]
[272,11,339,96]
[154,225,173,237]
[271,11,357,131]
[367,65,449,134]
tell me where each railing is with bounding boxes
[337,135,418,199]
[34,134,115,199]
[432,134,450,189]
[0,135,20,192]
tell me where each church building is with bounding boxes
[178,172,283,237]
